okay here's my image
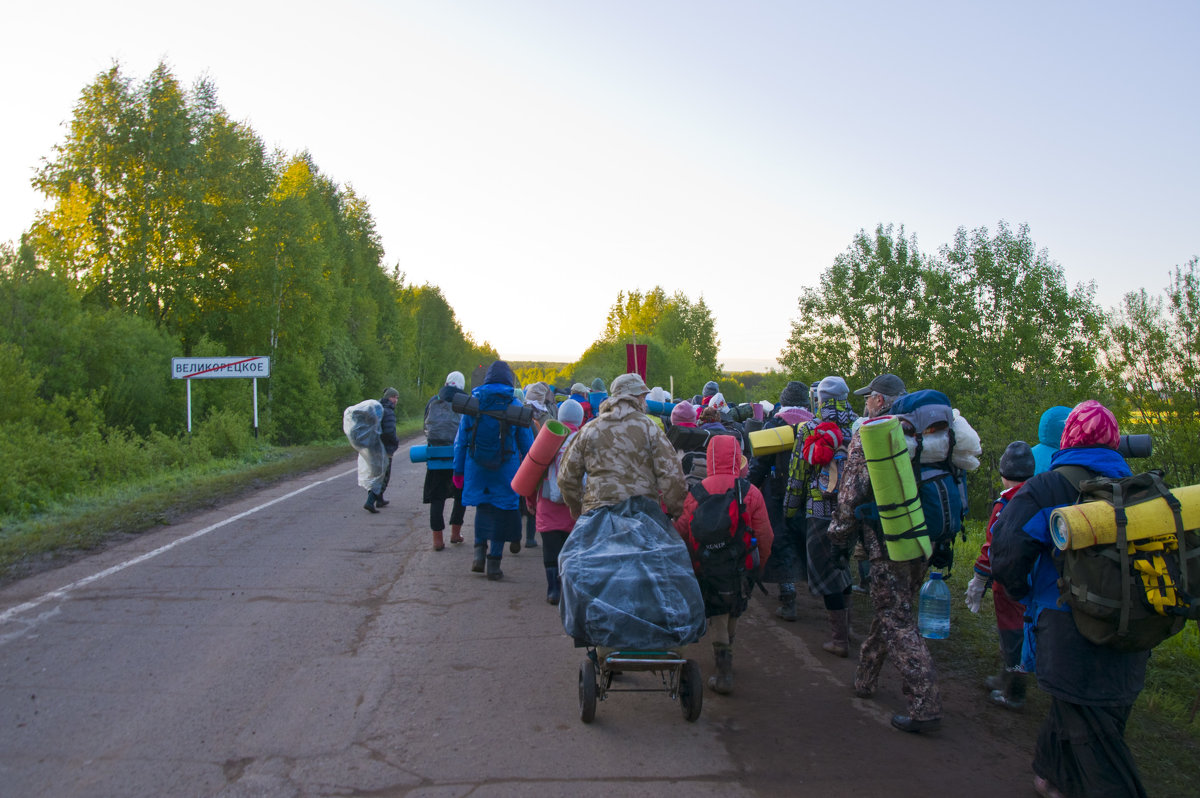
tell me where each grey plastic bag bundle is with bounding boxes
[558,496,706,649]
[343,400,388,492]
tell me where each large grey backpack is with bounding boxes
[424,395,461,446]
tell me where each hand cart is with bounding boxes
[578,646,703,723]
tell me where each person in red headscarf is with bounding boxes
[991,400,1147,798]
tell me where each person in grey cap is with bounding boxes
[829,372,942,733]
[852,373,907,415]
[558,373,687,518]
[966,440,1035,711]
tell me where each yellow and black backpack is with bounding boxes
[1051,468,1200,652]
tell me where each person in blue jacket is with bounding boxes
[452,361,534,581]
[1030,405,1071,475]
[991,400,1148,798]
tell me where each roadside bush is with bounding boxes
[193,407,255,459]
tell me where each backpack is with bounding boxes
[468,392,514,471]
[688,478,758,617]
[424,395,461,446]
[889,390,968,570]
[1054,467,1200,652]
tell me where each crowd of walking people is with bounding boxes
[355,362,1153,798]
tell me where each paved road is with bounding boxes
[0,441,1036,797]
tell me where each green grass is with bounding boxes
[945,520,1200,797]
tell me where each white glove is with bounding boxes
[965,574,988,613]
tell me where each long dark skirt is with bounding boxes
[1034,697,1146,798]
[805,515,852,597]
[473,503,522,544]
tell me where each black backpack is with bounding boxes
[689,479,757,617]
[1055,467,1200,652]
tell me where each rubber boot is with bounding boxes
[363,491,379,513]
[432,530,445,551]
[545,567,561,605]
[707,643,733,694]
[449,525,464,545]
[989,668,1027,711]
[375,493,389,507]
[509,538,521,554]
[471,544,486,573]
[775,592,797,622]
[822,608,850,658]
[485,555,504,581]
[525,517,538,548]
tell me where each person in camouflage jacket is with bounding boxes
[828,373,942,733]
[557,373,687,519]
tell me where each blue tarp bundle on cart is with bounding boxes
[559,496,706,649]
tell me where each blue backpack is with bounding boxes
[469,392,514,471]
[889,390,968,570]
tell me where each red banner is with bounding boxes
[625,344,648,379]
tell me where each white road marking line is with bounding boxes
[0,468,356,627]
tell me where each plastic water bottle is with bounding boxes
[919,571,951,639]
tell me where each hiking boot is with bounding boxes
[822,608,850,658]
[891,714,941,733]
[471,544,486,573]
[432,530,445,551]
[775,593,797,622]
[988,689,1025,711]
[449,525,464,544]
[708,644,733,695]
[525,531,538,548]
[485,555,504,581]
[375,496,389,507]
[509,539,521,554]
[363,492,379,513]
[545,567,561,605]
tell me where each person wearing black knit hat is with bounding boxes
[967,440,1036,714]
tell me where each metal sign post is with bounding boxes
[171,356,271,435]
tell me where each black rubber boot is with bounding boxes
[363,492,379,513]
[545,567,561,605]
[471,544,486,573]
[485,555,504,581]
[775,592,797,621]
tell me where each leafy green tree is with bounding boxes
[1105,258,1200,485]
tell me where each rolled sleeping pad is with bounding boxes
[1117,434,1153,459]
[727,403,755,422]
[749,425,795,457]
[859,416,932,562]
[752,402,764,422]
[511,419,568,496]
[645,399,676,417]
[451,391,535,427]
[667,424,711,453]
[1050,483,1200,550]
[409,444,454,467]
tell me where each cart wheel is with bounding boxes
[579,659,598,724]
[679,659,703,722]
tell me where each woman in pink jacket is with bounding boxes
[526,399,584,605]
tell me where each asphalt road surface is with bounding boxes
[0,441,1037,797]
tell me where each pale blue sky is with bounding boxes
[3,1,1197,370]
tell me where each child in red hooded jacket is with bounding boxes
[675,434,773,695]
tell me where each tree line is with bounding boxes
[1,62,1195,522]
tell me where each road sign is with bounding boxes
[172,357,271,380]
